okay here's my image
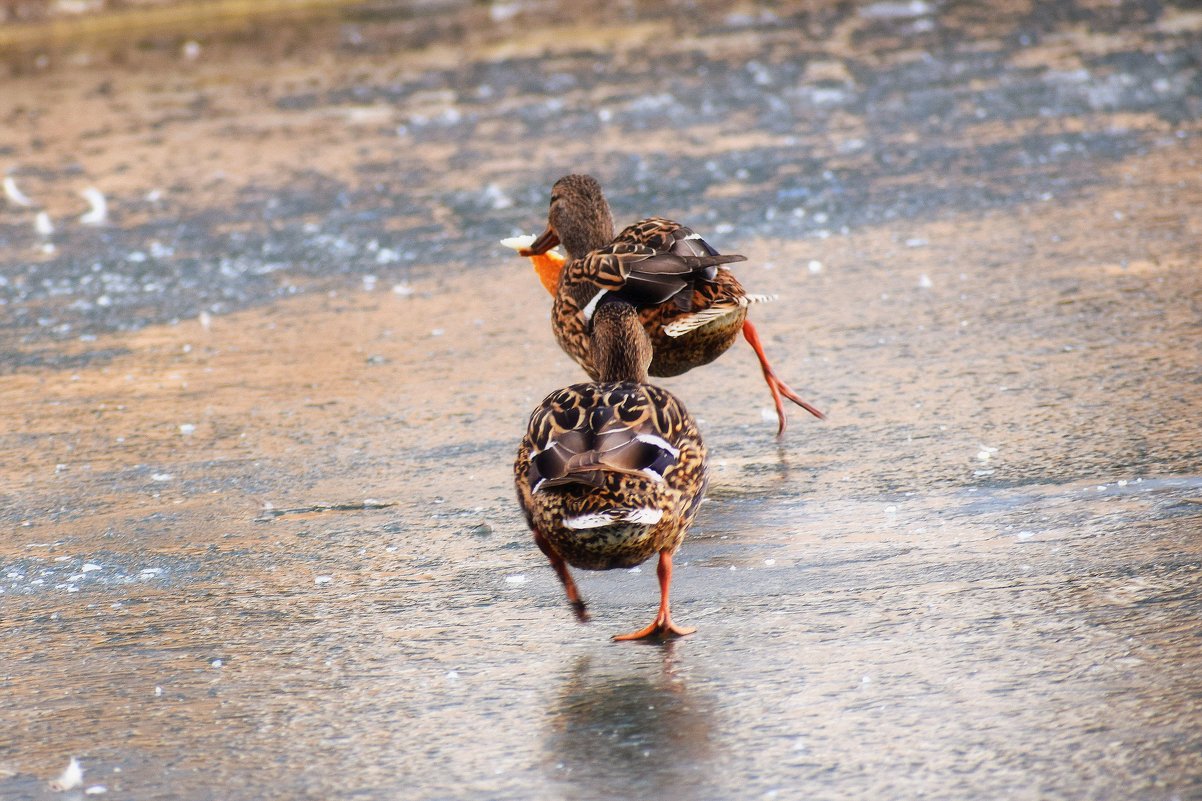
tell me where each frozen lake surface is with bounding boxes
[1,1,1200,798]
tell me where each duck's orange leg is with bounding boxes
[613,550,695,641]
[534,530,589,622]
[741,319,826,435]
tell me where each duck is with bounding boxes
[514,296,708,640]
[506,174,825,435]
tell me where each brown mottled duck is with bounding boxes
[514,297,708,640]
[508,174,825,435]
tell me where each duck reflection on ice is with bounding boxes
[543,645,714,798]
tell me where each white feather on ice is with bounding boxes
[3,176,34,207]
[35,211,54,237]
[79,187,108,226]
[49,757,83,791]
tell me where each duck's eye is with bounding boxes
[549,194,560,206]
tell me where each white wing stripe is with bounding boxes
[634,433,680,458]
[563,508,664,529]
[580,289,607,322]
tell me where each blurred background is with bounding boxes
[2,2,1200,800]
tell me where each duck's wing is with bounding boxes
[617,217,722,257]
[660,278,778,337]
[524,384,686,494]
[575,244,746,319]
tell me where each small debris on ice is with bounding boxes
[764,559,776,566]
[859,0,931,17]
[49,757,83,791]
[211,658,223,668]
[807,259,824,274]
[905,237,928,248]
[445,670,460,680]
[31,212,56,241]
[179,424,196,436]
[430,328,445,337]
[362,274,378,291]
[314,576,332,585]
[84,786,108,795]
[151,473,173,482]
[4,175,34,207]
[154,685,163,696]
[198,311,212,331]
[468,521,493,536]
[918,273,933,288]
[760,407,776,422]
[79,188,108,226]
[976,446,998,462]
[82,563,101,573]
[182,40,202,60]
[504,574,527,584]
[392,283,414,297]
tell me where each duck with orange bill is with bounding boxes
[502,175,825,435]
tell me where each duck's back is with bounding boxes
[515,381,707,570]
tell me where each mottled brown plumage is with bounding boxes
[518,174,825,434]
[514,299,707,640]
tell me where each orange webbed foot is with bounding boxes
[612,617,696,642]
[741,319,825,435]
[612,550,695,641]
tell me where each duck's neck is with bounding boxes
[591,300,651,383]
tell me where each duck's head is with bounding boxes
[520,174,616,262]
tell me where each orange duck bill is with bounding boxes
[517,226,559,256]
[501,231,566,295]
